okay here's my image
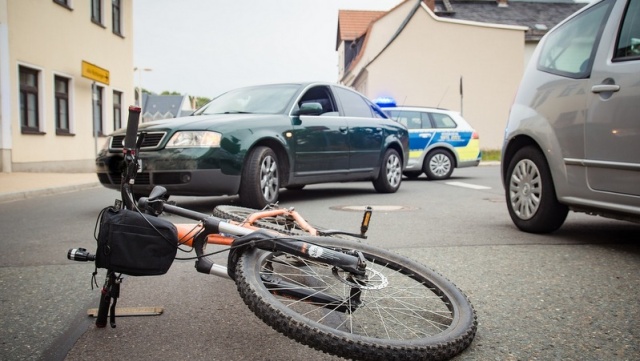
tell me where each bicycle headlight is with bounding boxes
[166,131,222,148]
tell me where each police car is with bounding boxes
[382,106,481,180]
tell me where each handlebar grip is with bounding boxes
[95,286,111,328]
[124,106,142,151]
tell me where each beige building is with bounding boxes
[0,0,134,173]
[338,0,526,150]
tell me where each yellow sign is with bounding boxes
[81,61,110,85]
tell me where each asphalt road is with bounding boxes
[0,165,638,361]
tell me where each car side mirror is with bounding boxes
[293,102,323,116]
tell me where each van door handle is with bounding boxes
[591,84,620,93]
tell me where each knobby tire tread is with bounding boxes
[234,236,477,361]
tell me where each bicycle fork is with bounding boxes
[253,239,368,313]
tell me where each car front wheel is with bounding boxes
[505,146,568,233]
[239,146,280,209]
[372,148,402,193]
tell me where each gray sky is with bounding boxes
[133,0,403,98]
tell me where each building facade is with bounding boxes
[0,0,134,173]
[337,0,584,150]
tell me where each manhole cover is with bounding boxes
[330,205,415,212]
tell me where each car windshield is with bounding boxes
[194,84,299,115]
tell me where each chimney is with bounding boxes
[497,0,508,7]
[422,0,435,11]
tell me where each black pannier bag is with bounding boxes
[95,207,178,276]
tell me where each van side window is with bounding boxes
[614,0,640,60]
[537,0,613,78]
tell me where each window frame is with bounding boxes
[53,0,72,10]
[430,112,458,129]
[613,0,640,61]
[91,0,104,26]
[333,86,374,118]
[93,84,105,136]
[54,75,73,135]
[536,0,614,79]
[112,0,122,36]
[19,65,44,135]
[113,90,123,131]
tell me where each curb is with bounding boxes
[0,182,101,203]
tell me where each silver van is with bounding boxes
[501,0,640,233]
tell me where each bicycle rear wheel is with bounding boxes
[213,205,311,236]
[234,236,476,361]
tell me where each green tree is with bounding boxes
[195,96,211,108]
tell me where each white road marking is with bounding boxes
[445,181,491,190]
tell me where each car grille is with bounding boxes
[108,172,151,185]
[110,132,167,150]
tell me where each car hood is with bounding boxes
[114,113,282,135]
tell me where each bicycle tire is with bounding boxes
[234,236,477,361]
[213,205,361,241]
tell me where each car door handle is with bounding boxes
[591,84,620,93]
[339,126,348,133]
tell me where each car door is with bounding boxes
[386,109,430,164]
[332,86,384,172]
[291,85,349,176]
[586,0,640,196]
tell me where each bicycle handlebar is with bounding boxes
[124,106,141,152]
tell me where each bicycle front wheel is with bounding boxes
[234,236,477,361]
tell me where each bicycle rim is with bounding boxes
[213,205,362,241]
[234,236,477,361]
[213,205,312,235]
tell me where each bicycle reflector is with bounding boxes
[360,206,372,237]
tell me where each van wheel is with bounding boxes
[505,146,568,233]
[424,149,454,180]
[239,146,279,209]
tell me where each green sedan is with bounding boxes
[96,82,409,208]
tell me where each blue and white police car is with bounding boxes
[381,105,481,180]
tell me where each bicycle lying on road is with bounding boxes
[68,106,477,361]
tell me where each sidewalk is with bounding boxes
[0,172,100,203]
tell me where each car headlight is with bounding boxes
[166,131,222,148]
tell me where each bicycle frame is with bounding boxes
[173,207,320,248]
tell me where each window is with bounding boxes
[91,0,103,25]
[431,113,457,129]
[55,76,71,135]
[333,87,373,118]
[386,110,422,129]
[614,0,640,60]
[113,91,122,130]
[93,85,104,136]
[19,66,41,134]
[112,0,122,36]
[53,0,72,9]
[537,1,613,78]
[298,86,337,115]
